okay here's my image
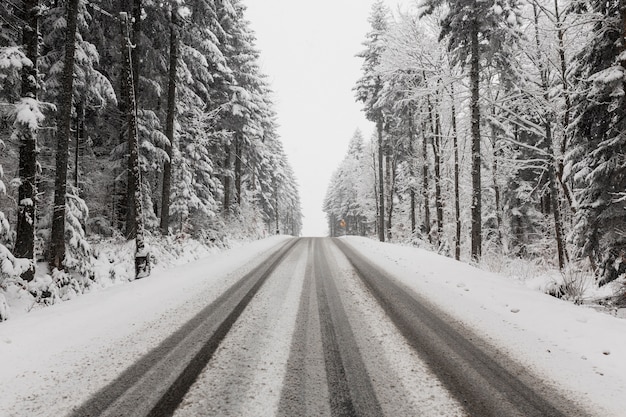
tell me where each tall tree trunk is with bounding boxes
[385,150,392,240]
[235,133,242,205]
[273,179,279,234]
[470,17,483,261]
[490,107,503,247]
[421,119,431,243]
[50,0,79,270]
[554,0,575,211]
[545,122,568,269]
[223,143,232,215]
[451,84,461,261]
[160,6,178,234]
[432,96,444,241]
[74,100,84,189]
[121,12,150,278]
[131,0,141,98]
[386,150,398,241]
[14,0,39,280]
[376,118,385,242]
[372,146,379,237]
[408,109,416,236]
[116,2,129,234]
[534,3,568,269]
[125,0,141,238]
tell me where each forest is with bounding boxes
[0,0,302,317]
[324,0,626,297]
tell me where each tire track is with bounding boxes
[69,238,300,417]
[334,238,591,417]
[279,238,383,417]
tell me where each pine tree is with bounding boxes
[356,1,389,242]
[50,0,80,271]
[422,0,521,260]
[567,0,626,283]
[160,3,180,234]
[13,0,41,281]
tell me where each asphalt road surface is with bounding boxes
[71,237,591,417]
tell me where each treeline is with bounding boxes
[324,0,626,285]
[0,0,302,286]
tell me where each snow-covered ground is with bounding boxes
[1,235,624,416]
[342,236,626,416]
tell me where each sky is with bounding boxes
[245,0,415,236]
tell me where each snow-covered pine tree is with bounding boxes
[422,0,522,261]
[355,1,390,242]
[49,0,80,271]
[12,0,41,282]
[567,0,626,284]
[0,45,36,320]
[323,130,375,237]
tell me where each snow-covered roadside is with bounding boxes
[3,233,251,321]
[0,235,291,417]
[342,236,626,416]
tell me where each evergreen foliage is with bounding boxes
[325,0,626,297]
[0,0,302,314]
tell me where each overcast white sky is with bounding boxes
[245,0,415,236]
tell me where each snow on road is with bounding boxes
[1,235,624,416]
[174,238,308,417]
[341,236,626,416]
[0,236,290,417]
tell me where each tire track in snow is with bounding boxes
[69,238,300,417]
[279,238,383,417]
[334,238,591,417]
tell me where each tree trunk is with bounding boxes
[372,146,379,236]
[534,3,568,270]
[490,107,503,247]
[235,133,242,205]
[74,100,84,190]
[50,0,79,271]
[545,122,568,269]
[408,109,416,235]
[385,151,392,240]
[121,12,150,278]
[116,2,129,234]
[386,150,398,241]
[470,16,483,261]
[160,6,178,235]
[223,142,232,215]
[553,0,575,211]
[273,179,279,234]
[451,84,461,261]
[131,0,141,98]
[421,118,431,243]
[431,95,444,241]
[14,0,39,280]
[376,118,385,242]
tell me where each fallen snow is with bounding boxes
[0,236,290,416]
[1,235,624,416]
[342,236,626,416]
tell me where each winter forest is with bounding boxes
[324,0,626,297]
[0,0,302,318]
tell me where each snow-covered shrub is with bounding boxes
[546,263,595,305]
[28,274,57,305]
[64,188,95,282]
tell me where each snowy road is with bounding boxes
[1,236,615,416]
[76,237,586,416]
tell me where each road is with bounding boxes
[71,237,590,417]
